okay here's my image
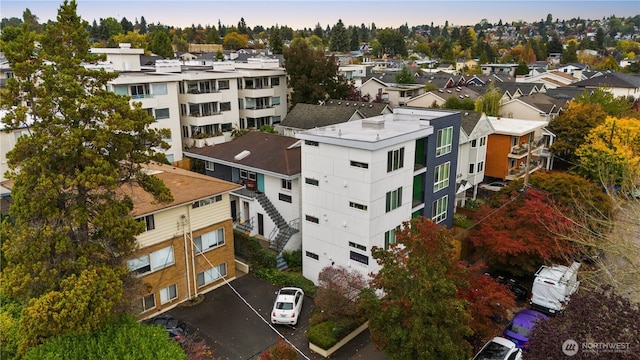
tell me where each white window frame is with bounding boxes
[195,228,225,253]
[387,147,405,172]
[154,108,170,120]
[127,245,175,275]
[160,284,178,304]
[197,263,227,287]
[152,83,168,95]
[205,161,215,171]
[385,187,403,212]
[432,195,448,223]
[433,162,450,192]
[281,179,292,190]
[436,127,453,156]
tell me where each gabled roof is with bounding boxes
[280,103,364,130]
[323,99,391,118]
[184,132,301,177]
[545,87,591,100]
[570,71,640,89]
[495,82,543,96]
[506,93,564,114]
[459,111,485,136]
[129,162,242,216]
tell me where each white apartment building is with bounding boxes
[296,108,460,284]
[235,58,288,129]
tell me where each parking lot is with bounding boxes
[167,273,387,360]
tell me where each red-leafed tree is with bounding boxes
[259,338,297,360]
[462,268,516,349]
[314,265,367,322]
[467,188,576,276]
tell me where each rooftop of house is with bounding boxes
[571,71,640,88]
[184,131,301,177]
[460,111,485,136]
[129,162,241,216]
[296,108,455,150]
[488,116,548,136]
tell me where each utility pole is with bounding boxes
[523,139,532,190]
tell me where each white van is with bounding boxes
[530,262,581,314]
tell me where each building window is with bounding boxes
[134,293,156,313]
[220,102,231,111]
[305,215,319,224]
[385,187,403,212]
[127,245,175,275]
[240,170,257,180]
[433,162,450,192]
[436,127,453,156]
[305,251,319,260]
[160,284,178,304]
[384,228,398,250]
[271,77,280,86]
[281,179,292,190]
[387,147,405,172]
[182,125,189,138]
[349,241,366,251]
[350,160,369,169]
[305,140,319,146]
[130,84,149,99]
[469,163,475,174]
[512,136,519,147]
[305,178,319,186]
[197,263,227,287]
[471,139,477,148]
[154,108,170,120]
[279,193,292,203]
[432,196,448,223]
[272,96,281,105]
[350,251,369,265]
[152,83,168,95]
[195,228,225,253]
[192,194,223,208]
[477,161,484,172]
[349,201,368,211]
[136,215,155,231]
[218,80,229,90]
[480,136,487,146]
[205,161,215,171]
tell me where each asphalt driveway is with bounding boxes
[167,273,387,360]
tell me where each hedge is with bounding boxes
[253,268,317,297]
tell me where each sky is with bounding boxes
[1,0,639,30]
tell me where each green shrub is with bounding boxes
[22,315,185,360]
[464,199,481,210]
[281,249,302,271]
[453,213,474,227]
[233,230,277,269]
[253,268,317,296]
[308,317,363,350]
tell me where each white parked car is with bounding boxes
[479,181,507,192]
[271,287,304,325]
[473,337,522,360]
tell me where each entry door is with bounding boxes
[257,213,264,236]
[230,200,237,222]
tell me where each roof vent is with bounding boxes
[362,118,385,130]
[234,150,251,160]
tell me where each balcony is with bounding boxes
[242,106,276,118]
[183,112,225,126]
[180,90,223,103]
[505,160,543,180]
[187,133,228,148]
[508,138,547,159]
[129,94,157,109]
[240,86,276,97]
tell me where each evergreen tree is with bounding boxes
[0,0,172,351]
[138,15,147,34]
[269,26,283,54]
[120,17,134,33]
[349,26,359,51]
[329,19,349,52]
[395,65,415,84]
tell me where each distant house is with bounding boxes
[516,70,577,89]
[278,101,392,137]
[569,71,640,99]
[358,76,425,107]
[499,93,565,121]
[405,87,480,108]
[457,111,494,204]
[480,63,518,77]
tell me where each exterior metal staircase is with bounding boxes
[255,192,299,253]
